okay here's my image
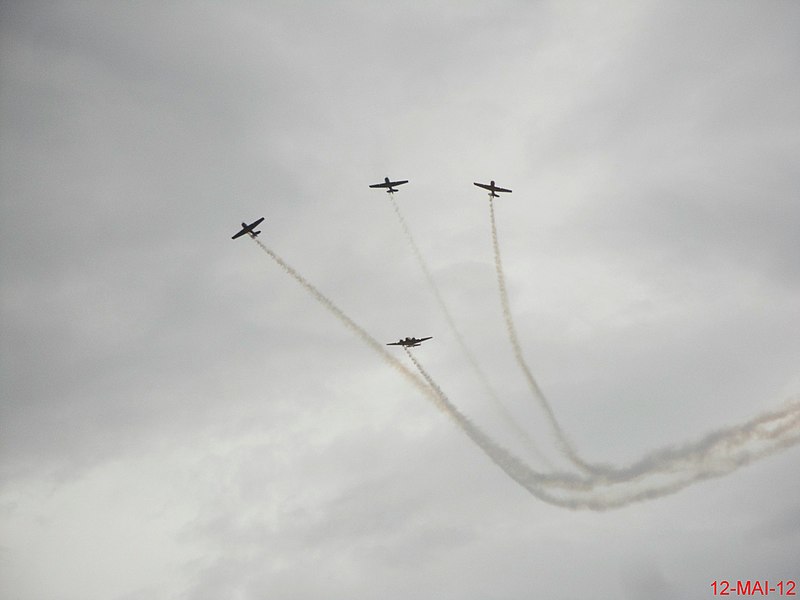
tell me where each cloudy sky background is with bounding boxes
[1,1,799,598]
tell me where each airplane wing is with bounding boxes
[474,182,512,193]
[386,341,402,346]
[250,217,265,228]
[370,179,408,189]
[418,336,432,343]
[231,229,248,240]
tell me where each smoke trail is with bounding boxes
[387,194,495,396]
[486,196,800,495]
[401,346,583,505]
[252,238,461,417]
[488,198,593,473]
[250,237,800,510]
[387,193,552,466]
[250,237,584,501]
[575,395,800,490]
[555,402,800,510]
[404,343,800,509]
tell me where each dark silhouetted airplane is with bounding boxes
[387,336,432,348]
[474,180,512,197]
[369,177,409,193]
[231,217,265,240]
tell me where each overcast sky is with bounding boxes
[1,1,799,598]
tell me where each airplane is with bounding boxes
[473,180,512,197]
[387,336,432,348]
[369,177,409,193]
[231,217,265,240]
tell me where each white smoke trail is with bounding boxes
[571,396,800,484]
[251,237,800,510]
[387,193,552,466]
[250,238,582,500]
[553,402,800,510]
[404,344,800,509]
[252,238,454,414]
[486,197,800,493]
[401,346,584,505]
[488,198,593,473]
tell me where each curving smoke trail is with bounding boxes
[404,344,800,509]
[554,401,800,509]
[251,236,800,510]
[388,193,552,466]
[536,396,800,507]
[488,198,594,473]
[486,197,800,488]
